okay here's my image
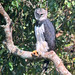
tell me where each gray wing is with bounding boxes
[43,19,55,50]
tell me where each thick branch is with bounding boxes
[41,51,72,75]
[0,3,72,75]
[0,3,33,59]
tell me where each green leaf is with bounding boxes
[11,1,19,8]
[67,65,71,69]
[9,62,13,71]
[11,1,15,6]
[15,1,19,8]
[72,1,75,6]
[1,45,4,48]
[64,0,68,5]
[65,43,73,47]
[18,0,21,2]
[67,2,71,8]
[73,58,75,62]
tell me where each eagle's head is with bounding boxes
[34,8,47,21]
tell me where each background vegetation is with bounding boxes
[0,0,75,75]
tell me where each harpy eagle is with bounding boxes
[33,8,55,55]
[32,8,55,71]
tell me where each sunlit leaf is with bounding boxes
[67,2,71,8]
[9,62,13,71]
[67,65,71,69]
[73,58,75,62]
[72,1,75,6]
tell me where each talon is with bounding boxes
[31,50,39,56]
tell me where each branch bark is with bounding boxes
[21,0,35,8]
[0,3,72,75]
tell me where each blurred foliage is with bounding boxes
[0,0,75,75]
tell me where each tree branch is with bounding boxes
[0,3,72,75]
[21,0,35,8]
[64,44,75,52]
[0,3,33,59]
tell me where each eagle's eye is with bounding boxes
[40,14,43,16]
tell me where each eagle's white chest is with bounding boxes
[35,24,49,52]
[35,24,45,41]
